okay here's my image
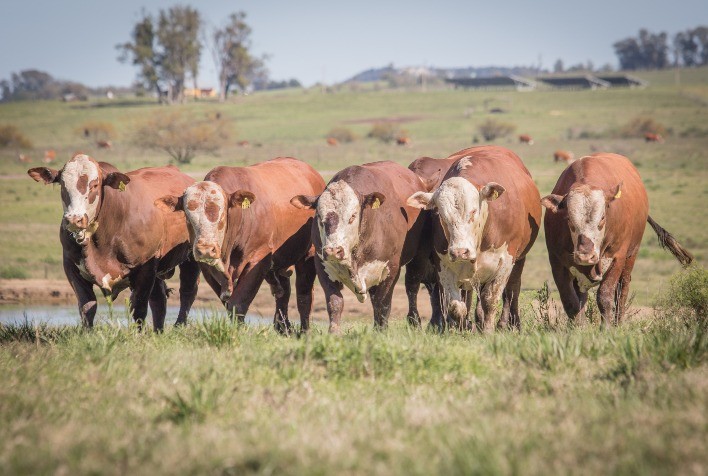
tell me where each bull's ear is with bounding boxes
[606,182,623,203]
[104,172,131,190]
[230,190,256,209]
[154,195,183,212]
[480,182,505,202]
[363,192,385,209]
[541,194,566,213]
[407,191,435,210]
[28,167,60,184]
[290,194,319,209]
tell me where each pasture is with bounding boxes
[0,67,707,474]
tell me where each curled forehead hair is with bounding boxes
[567,187,605,219]
[317,180,358,213]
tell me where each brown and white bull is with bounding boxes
[291,161,431,333]
[28,154,199,330]
[156,157,325,333]
[541,153,692,325]
[408,146,542,331]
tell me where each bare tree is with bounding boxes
[211,12,268,102]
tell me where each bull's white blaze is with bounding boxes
[315,180,360,262]
[322,258,390,303]
[455,156,473,171]
[435,177,488,261]
[61,154,100,226]
[566,188,606,259]
[183,181,227,272]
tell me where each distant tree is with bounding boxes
[553,59,564,73]
[211,12,268,102]
[673,26,708,67]
[117,13,163,101]
[614,29,669,70]
[118,6,201,104]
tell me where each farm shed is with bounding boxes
[596,74,648,88]
[536,75,610,90]
[445,75,536,91]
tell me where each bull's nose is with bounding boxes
[574,252,599,266]
[65,213,88,230]
[449,248,472,262]
[323,245,345,261]
[195,240,220,259]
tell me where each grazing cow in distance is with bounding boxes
[291,161,432,333]
[97,140,112,149]
[541,153,692,326]
[237,140,250,147]
[396,136,411,146]
[518,134,534,145]
[644,132,664,143]
[554,150,575,164]
[43,149,56,164]
[28,154,199,330]
[157,157,325,333]
[18,154,31,163]
[326,137,339,146]
[408,146,541,331]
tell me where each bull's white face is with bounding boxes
[542,184,620,266]
[182,181,228,271]
[315,180,361,262]
[408,178,504,263]
[60,154,101,234]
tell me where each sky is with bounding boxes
[0,0,706,88]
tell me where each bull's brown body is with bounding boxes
[30,160,199,330]
[434,146,541,329]
[543,153,692,324]
[200,158,325,332]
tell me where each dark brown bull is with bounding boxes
[541,153,692,325]
[28,154,199,330]
[408,146,541,331]
[291,161,431,333]
[157,157,325,333]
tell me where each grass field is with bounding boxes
[0,68,707,474]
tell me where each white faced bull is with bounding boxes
[28,154,129,244]
[541,183,621,268]
[407,177,505,265]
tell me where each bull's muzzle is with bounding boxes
[449,247,474,263]
[574,234,599,266]
[65,213,88,231]
[323,245,346,261]
[194,239,221,261]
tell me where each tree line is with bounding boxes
[614,26,708,70]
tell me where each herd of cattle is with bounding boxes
[27,145,693,333]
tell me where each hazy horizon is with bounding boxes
[0,0,705,89]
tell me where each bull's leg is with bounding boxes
[272,272,293,335]
[64,255,97,327]
[175,257,200,326]
[225,261,269,323]
[439,266,466,330]
[498,257,526,330]
[571,280,589,324]
[148,279,168,332]
[128,260,158,331]
[596,257,625,327]
[478,262,513,332]
[425,282,445,332]
[549,254,583,323]
[404,268,422,328]
[294,256,316,332]
[369,269,400,330]
[616,255,636,323]
[315,257,345,334]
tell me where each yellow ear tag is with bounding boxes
[614,190,622,199]
[241,197,250,209]
[492,190,499,200]
[372,198,381,209]
[118,181,126,192]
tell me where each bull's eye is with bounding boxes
[469,210,477,222]
[569,223,576,233]
[598,216,606,230]
[348,213,356,224]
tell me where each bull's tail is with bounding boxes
[647,215,693,266]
